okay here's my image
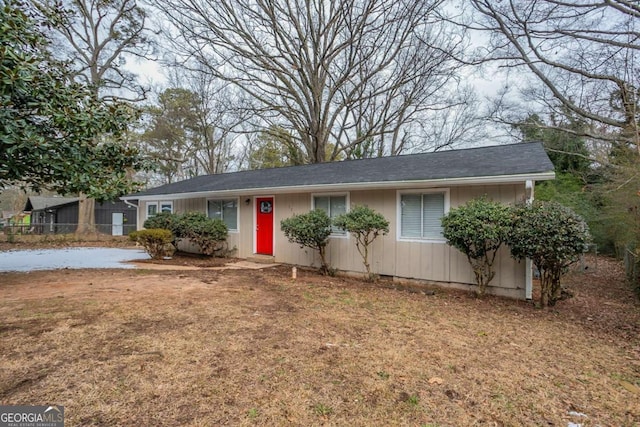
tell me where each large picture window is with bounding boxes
[207,199,238,231]
[399,191,448,240]
[313,194,347,235]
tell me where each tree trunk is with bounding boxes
[549,270,563,306]
[471,256,496,297]
[318,245,329,275]
[473,267,487,296]
[76,193,96,235]
[540,270,551,308]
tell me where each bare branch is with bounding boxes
[465,0,639,150]
[155,0,470,162]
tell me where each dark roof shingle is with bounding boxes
[127,142,553,198]
[25,196,78,211]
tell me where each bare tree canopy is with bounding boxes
[467,0,640,150]
[138,78,246,185]
[155,0,468,162]
[36,0,154,101]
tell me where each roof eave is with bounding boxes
[121,171,555,201]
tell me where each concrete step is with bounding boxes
[246,254,276,264]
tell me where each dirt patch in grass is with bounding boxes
[0,255,638,426]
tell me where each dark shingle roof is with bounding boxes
[25,196,78,211]
[127,142,554,198]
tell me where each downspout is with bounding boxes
[123,200,140,231]
[525,180,534,300]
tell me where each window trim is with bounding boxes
[206,197,240,233]
[146,201,173,220]
[159,201,173,213]
[396,188,450,243]
[311,192,350,238]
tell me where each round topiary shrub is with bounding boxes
[129,228,174,259]
[508,201,590,307]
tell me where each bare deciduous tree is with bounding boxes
[138,70,250,185]
[155,0,468,163]
[186,72,249,175]
[466,0,639,150]
[38,0,154,101]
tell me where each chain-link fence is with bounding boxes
[2,223,137,236]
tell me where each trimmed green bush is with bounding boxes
[178,212,228,256]
[143,211,228,256]
[281,209,332,274]
[144,212,181,245]
[508,201,590,307]
[143,211,179,231]
[129,229,174,259]
[441,197,512,296]
[334,205,389,281]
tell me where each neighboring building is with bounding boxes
[1,211,16,228]
[1,211,27,230]
[122,142,555,299]
[24,196,137,235]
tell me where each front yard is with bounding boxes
[0,255,638,425]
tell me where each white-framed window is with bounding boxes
[207,198,239,231]
[146,201,173,219]
[398,189,449,241]
[312,193,348,235]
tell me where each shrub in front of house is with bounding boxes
[441,197,512,296]
[280,209,332,275]
[508,200,590,308]
[334,205,389,281]
[177,212,228,256]
[143,212,228,256]
[129,229,174,259]
[143,212,181,245]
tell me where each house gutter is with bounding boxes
[123,199,138,209]
[120,172,556,202]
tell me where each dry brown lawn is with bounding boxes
[0,252,639,426]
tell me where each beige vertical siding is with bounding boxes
[273,193,321,267]
[137,182,527,298]
[174,198,206,213]
[447,184,525,297]
[236,198,253,258]
[270,185,525,295]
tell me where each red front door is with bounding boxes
[256,197,274,255]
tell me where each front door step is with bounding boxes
[247,254,276,264]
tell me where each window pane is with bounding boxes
[329,196,346,234]
[160,202,172,213]
[329,196,346,219]
[222,200,238,230]
[314,195,345,234]
[422,193,445,238]
[314,196,329,213]
[207,200,223,220]
[401,194,421,237]
[147,203,157,217]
